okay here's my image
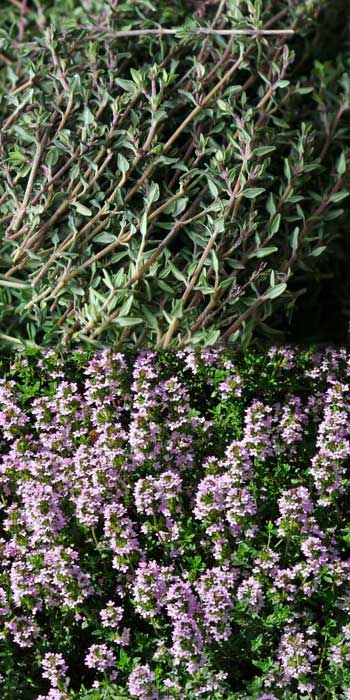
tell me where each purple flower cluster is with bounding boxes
[84,643,117,676]
[329,624,350,665]
[0,379,29,440]
[41,653,69,689]
[310,379,350,503]
[273,625,318,695]
[1,346,350,699]
[127,664,158,700]
[195,565,238,641]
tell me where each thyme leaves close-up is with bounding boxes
[0,0,348,350]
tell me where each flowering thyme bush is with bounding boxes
[1,346,350,699]
[0,0,349,349]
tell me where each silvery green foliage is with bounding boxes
[0,0,348,349]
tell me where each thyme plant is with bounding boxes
[0,0,348,349]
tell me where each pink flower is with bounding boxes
[84,644,116,674]
[41,653,69,688]
[128,664,158,700]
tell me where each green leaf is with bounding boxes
[147,182,160,206]
[72,202,92,216]
[115,77,137,92]
[295,86,314,94]
[323,208,344,221]
[170,299,183,319]
[169,198,188,217]
[190,328,221,345]
[284,158,291,182]
[15,162,32,178]
[330,191,349,203]
[225,85,243,96]
[336,152,346,176]
[130,68,143,87]
[69,285,85,296]
[93,232,116,243]
[250,246,278,258]
[266,193,276,216]
[69,73,82,95]
[102,269,114,290]
[158,280,174,294]
[9,149,27,163]
[253,146,276,157]
[46,147,61,169]
[117,153,129,175]
[119,296,134,317]
[168,261,187,284]
[143,307,159,331]
[178,89,198,107]
[81,107,95,126]
[269,214,281,235]
[207,179,219,198]
[310,246,326,257]
[242,187,266,199]
[214,218,225,233]
[140,211,147,236]
[217,99,230,112]
[291,226,299,253]
[12,125,36,143]
[114,317,143,327]
[211,251,219,275]
[263,283,287,300]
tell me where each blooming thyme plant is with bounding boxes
[0,0,348,350]
[1,346,350,699]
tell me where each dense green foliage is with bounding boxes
[0,0,348,350]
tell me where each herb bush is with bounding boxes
[0,0,349,350]
[1,346,350,699]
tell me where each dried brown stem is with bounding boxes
[83,186,209,339]
[6,132,49,235]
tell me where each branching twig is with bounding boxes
[81,25,295,38]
